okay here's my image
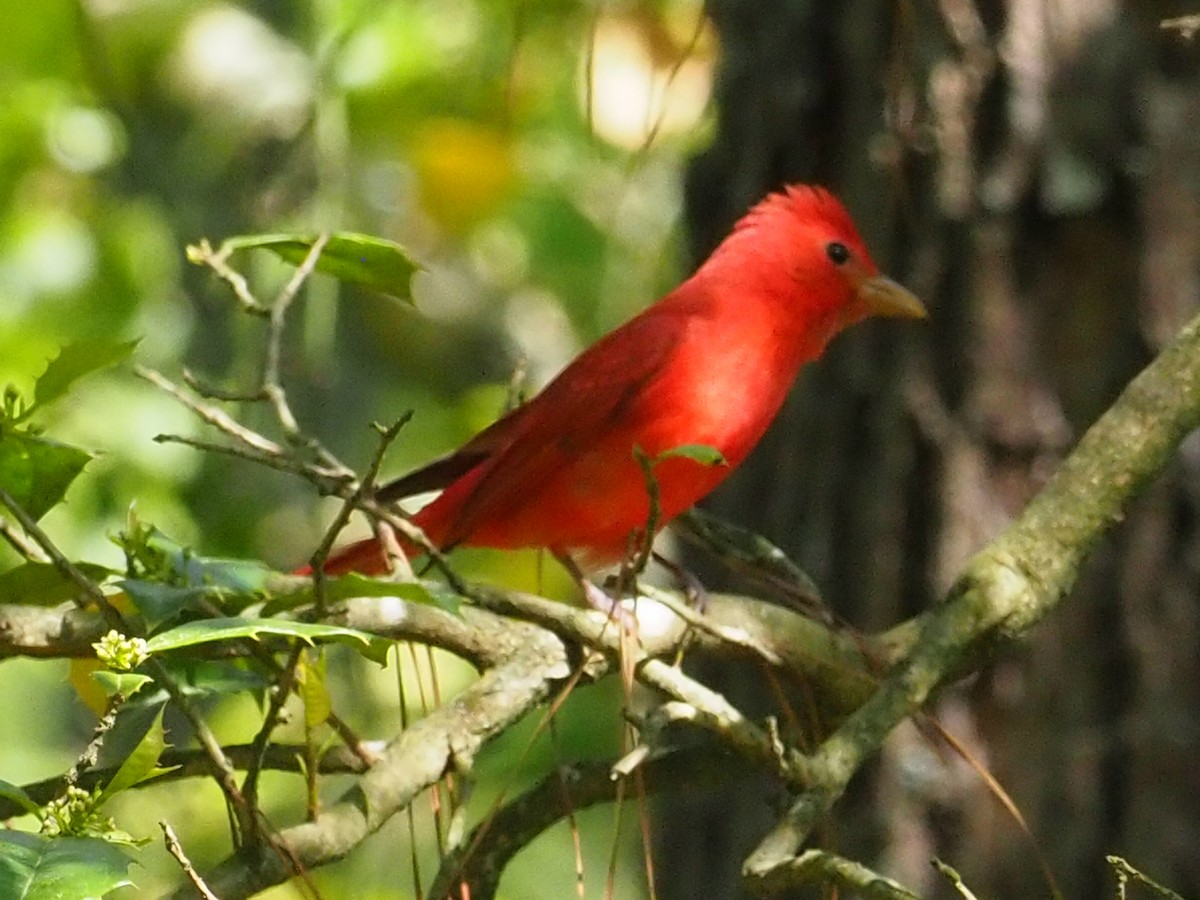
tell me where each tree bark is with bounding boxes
[661,2,1200,897]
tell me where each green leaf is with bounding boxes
[177,554,274,596]
[653,443,727,468]
[0,831,134,900]
[119,542,277,626]
[146,617,392,665]
[296,651,331,730]
[218,232,419,301]
[0,562,112,606]
[0,782,38,817]
[122,524,274,594]
[263,572,462,616]
[118,580,206,630]
[0,431,92,521]
[166,660,269,698]
[114,660,269,704]
[98,708,172,802]
[90,672,153,700]
[30,339,139,417]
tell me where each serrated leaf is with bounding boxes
[0,562,112,606]
[146,617,392,665]
[0,831,134,900]
[0,431,92,521]
[98,708,171,801]
[218,232,419,301]
[0,782,38,817]
[30,339,139,416]
[653,443,727,467]
[90,672,153,700]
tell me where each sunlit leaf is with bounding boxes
[215,232,419,301]
[146,617,391,665]
[0,431,92,521]
[29,339,139,417]
[90,671,153,700]
[296,651,331,730]
[98,708,172,801]
[0,832,134,900]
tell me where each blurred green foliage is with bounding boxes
[0,0,713,895]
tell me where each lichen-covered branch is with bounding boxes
[745,306,1200,891]
[170,618,571,900]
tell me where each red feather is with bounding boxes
[306,186,923,576]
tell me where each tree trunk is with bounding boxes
[658,2,1200,896]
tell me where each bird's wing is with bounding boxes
[428,299,696,548]
[375,405,532,503]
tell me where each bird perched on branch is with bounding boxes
[305,185,924,580]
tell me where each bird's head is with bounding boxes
[713,184,925,349]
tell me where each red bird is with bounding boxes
[311,185,924,577]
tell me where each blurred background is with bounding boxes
[2,0,1199,897]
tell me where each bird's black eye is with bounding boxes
[826,241,851,265]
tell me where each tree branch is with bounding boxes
[171,618,571,899]
[744,304,1200,890]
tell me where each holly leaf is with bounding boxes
[0,832,134,900]
[146,617,392,665]
[0,431,92,521]
[90,672,154,701]
[98,708,173,802]
[29,339,139,418]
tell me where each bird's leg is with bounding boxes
[553,551,635,628]
[651,551,710,613]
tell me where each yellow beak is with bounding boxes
[858,275,927,319]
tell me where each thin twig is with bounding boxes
[0,514,50,561]
[63,695,123,789]
[161,821,221,900]
[136,366,287,457]
[263,232,328,442]
[187,239,268,315]
[641,585,783,667]
[308,413,413,608]
[242,642,304,848]
[149,432,350,487]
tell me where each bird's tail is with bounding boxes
[293,531,422,577]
